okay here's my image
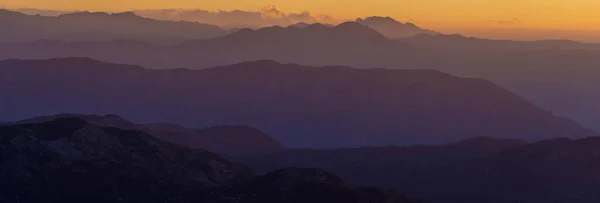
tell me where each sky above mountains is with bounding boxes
[2,1,600,41]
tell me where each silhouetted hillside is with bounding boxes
[0,9,225,44]
[0,117,418,203]
[0,58,595,148]
[10,113,139,129]
[239,137,600,203]
[7,113,286,156]
[0,117,253,202]
[144,124,287,156]
[203,168,420,203]
[356,16,439,38]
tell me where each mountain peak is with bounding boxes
[289,22,332,29]
[334,21,386,38]
[59,11,110,18]
[290,22,310,28]
[58,11,143,19]
[0,9,28,18]
[335,21,371,29]
[111,11,138,18]
[355,16,438,38]
[359,16,400,23]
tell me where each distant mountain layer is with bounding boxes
[399,33,600,53]
[0,117,418,203]
[2,21,600,134]
[0,21,421,70]
[6,114,286,156]
[240,136,600,203]
[0,58,595,148]
[0,9,225,44]
[356,16,439,38]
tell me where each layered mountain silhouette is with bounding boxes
[0,58,595,148]
[240,136,600,203]
[0,117,418,203]
[5,114,286,156]
[2,19,600,133]
[356,16,439,38]
[0,9,225,44]
[399,33,600,53]
[289,22,335,28]
[0,21,427,70]
[170,21,416,69]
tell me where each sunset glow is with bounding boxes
[3,0,600,29]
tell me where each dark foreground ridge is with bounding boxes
[203,168,420,203]
[0,117,418,203]
[0,117,253,202]
[241,136,600,203]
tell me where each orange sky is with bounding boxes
[3,0,600,41]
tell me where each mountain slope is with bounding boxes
[0,21,428,70]
[0,9,225,44]
[239,137,600,203]
[399,33,600,53]
[3,19,600,133]
[0,117,420,203]
[0,117,254,202]
[142,124,287,156]
[7,113,286,156]
[0,58,595,148]
[169,21,420,69]
[356,16,439,38]
[203,168,420,203]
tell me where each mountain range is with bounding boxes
[0,117,253,202]
[0,58,595,148]
[356,16,439,38]
[3,113,600,202]
[0,9,225,44]
[240,136,600,203]
[0,117,418,203]
[4,114,286,156]
[2,18,599,133]
[3,7,600,203]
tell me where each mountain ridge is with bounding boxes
[239,135,600,203]
[0,9,226,44]
[6,113,287,156]
[0,58,595,148]
[0,117,418,203]
[0,117,254,202]
[356,16,440,38]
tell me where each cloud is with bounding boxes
[260,4,285,19]
[133,5,339,29]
